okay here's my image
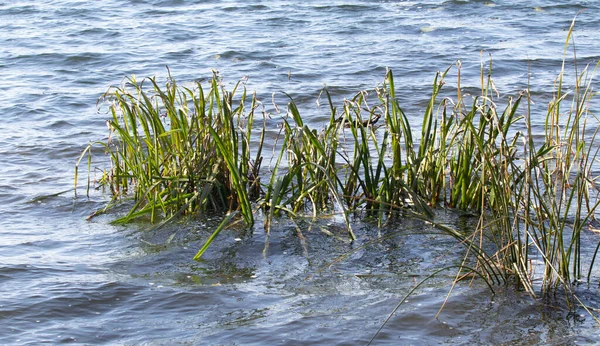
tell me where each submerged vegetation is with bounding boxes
[77,22,600,321]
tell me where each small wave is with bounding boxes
[262,16,310,25]
[222,4,270,12]
[65,52,104,64]
[0,4,40,15]
[73,27,121,38]
[313,4,375,12]
[160,48,195,60]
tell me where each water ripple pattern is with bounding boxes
[1,1,599,344]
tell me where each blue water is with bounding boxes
[1,1,600,344]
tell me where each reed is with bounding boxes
[77,70,261,226]
[465,21,600,302]
[78,23,600,308]
[262,93,355,238]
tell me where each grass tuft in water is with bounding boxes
[77,70,262,226]
[78,22,600,313]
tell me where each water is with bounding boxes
[1,0,600,344]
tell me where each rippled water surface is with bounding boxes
[2,1,600,344]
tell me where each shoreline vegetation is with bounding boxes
[76,22,600,321]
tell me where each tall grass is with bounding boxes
[78,23,600,308]
[77,70,261,226]
[464,21,600,301]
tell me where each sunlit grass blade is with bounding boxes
[193,211,239,260]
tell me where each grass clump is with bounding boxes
[77,21,600,315]
[76,70,262,226]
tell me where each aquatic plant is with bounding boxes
[365,20,600,342]
[77,21,600,321]
[77,70,261,226]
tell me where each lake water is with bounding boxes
[2,0,600,344]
